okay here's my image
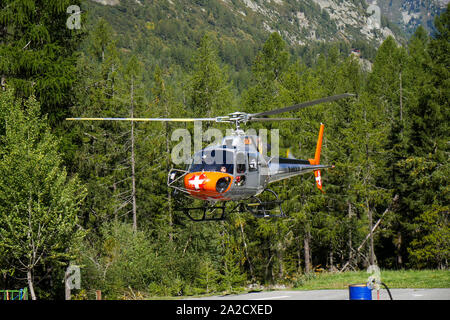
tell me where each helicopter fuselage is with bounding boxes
[176,129,330,202]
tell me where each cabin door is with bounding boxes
[246,152,260,191]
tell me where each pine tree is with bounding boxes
[187,34,233,117]
[401,7,449,268]
[244,32,291,116]
[196,257,220,294]
[367,36,412,268]
[68,20,132,230]
[220,226,246,293]
[0,0,84,122]
[145,66,185,237]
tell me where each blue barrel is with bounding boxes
[349,284,372,300]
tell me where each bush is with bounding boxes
[76,221,224,299]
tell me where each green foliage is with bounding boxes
[187,34,234,117]
[77,220,235,299]
[408,206,449,269]
[78,221,172,298]
[0,88,86,299]
[0,0,84,122]
[1,1,449,300]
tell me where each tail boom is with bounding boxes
[265,124,333,188]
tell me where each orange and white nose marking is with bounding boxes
[184,172,233,200]
[188,173,207,190]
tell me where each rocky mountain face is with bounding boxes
[89,0,403,46]
[369,0,449,36]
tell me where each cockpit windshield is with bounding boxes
[189,149,234,174]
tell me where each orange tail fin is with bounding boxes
[309,123,325,192]
[314,170,323,192]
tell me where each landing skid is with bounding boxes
[173,188,285,221]
[179,202,229,222]
[243,189,286,218]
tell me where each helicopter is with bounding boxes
[67,93,354,221]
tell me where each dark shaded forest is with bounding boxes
[0,1,448,299]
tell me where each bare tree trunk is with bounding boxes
[340,195,398,272]
[166,124,173,240]
[329,251,334,271]
[164,101,173,241]
[399,71,403,123]
[277,242,284,280]
[347,201,353,266]
[304,228,311,274]
[110,65,116,98]
[265,246,273,282]
[396,232,403,268]
[399,71,404,141]
[27,269,36,300]
[130,78,137,233]
[367,199,375,266]
[239,222,254,280]
[26,193,37,300]
[64,269,71,300]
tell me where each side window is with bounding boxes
[248,153,258,172]
[236,152,246,174]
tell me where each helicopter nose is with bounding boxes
[184,172,233,199]
[215,176,232,193]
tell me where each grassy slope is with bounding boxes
[294,270,450,290]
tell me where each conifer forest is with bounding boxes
[0,0,448,300]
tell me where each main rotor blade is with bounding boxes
[250,93,355,118]
[66,117,217,122]
[250,118,302,121]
